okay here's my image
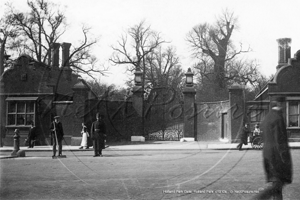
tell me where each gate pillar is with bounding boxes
[228,84,245,143]
[182,68,196,141]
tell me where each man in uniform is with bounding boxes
[254,97,293,200]
[90,113,106,157]
[50,116,64,158]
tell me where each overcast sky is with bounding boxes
[2,0,300,87]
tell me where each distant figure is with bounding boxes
[90,113,106,157]
[237,123,250,150]
[253,97,293,200]
[27,121,37,148]
[50,116,64,158]
[250,123,261,143]
[79,123,89,149]
[253,124,261,136]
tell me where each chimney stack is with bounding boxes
[61,42,72,81]
[276,38,291,70]
[51,43,60,69]
[61,42,71,67]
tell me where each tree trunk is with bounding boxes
[214,59,226,89]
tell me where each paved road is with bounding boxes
[1,148,299,200]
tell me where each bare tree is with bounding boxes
[0,13,18,75]
[146,46,182,86]
[86,80,127,101]
[110,20,165,82]
[6,0,105,79]
[7,0,66,63]
[187,10,250,94]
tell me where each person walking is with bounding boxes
[27,121,37,148]
[237,123,250,150]
[79,123,89,149]
[90,113,106,157]
[50,116,64,158]
[253,97,293,200]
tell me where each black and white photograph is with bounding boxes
[0,0,300,199]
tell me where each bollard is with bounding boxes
[11,129,20,156]
[13,129,20,151]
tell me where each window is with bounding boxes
[288,101,300,127]
[6,97,37,127]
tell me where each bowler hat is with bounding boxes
[54,116,60,119]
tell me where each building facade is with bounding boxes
[0,43,97,146]
[247,39,300,141]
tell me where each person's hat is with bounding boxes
[96,113,104,118]
[270,96,285,108]
[54,116,60,119]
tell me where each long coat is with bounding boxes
[238,125,249,145]
[50,121,64,141]
[261,108,292,184]
[90,119,106,149]
[28,126,37,140]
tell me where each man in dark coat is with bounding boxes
[27,121,37,148]
[254,97,292,200]
[237,123,250,150]
[50,116,64,158]
[90,113,106,157]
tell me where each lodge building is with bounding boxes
[0,43,98,146]
[246,39,300,141]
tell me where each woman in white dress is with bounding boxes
[79,123,89,149]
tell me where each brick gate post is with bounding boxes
[71,81,90,145]
[228,84,245,143]
[182,68,196,141]
[131,69,145,141]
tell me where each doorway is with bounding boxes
[221,113,228,139]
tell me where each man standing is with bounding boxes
[50,116,64,158]
[90,113,106,157]
[27,121,37,148]
[254,97,293,200]
[237,123,250,150]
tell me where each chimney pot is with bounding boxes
[51,43,60,69]
[61,42,71,67]
[276,38,291,70]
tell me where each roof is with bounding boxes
[73,81,89,89]
[6,97,39,101]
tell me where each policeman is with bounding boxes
[90,113,106,157]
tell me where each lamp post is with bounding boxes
[134,69,143,86]
[185,67,194,87]
[182,67,196,141]
[133,68,145,137]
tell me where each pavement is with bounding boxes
[1,141,300,159]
